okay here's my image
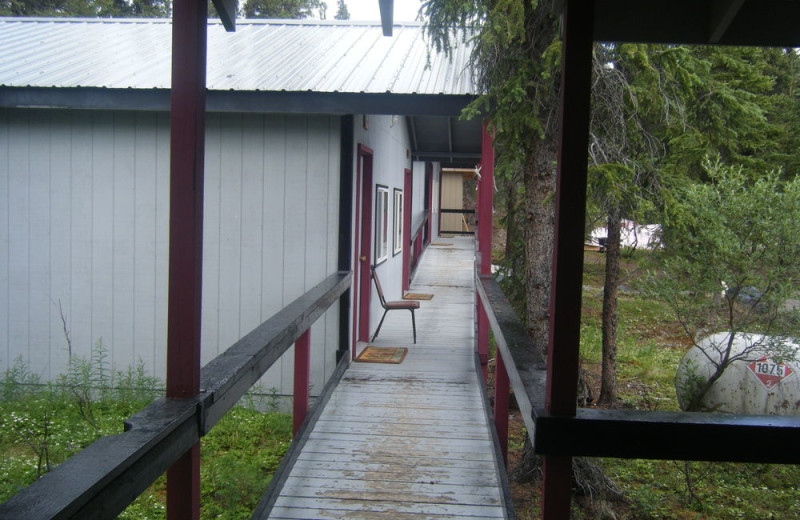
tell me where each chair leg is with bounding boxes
[410,309,416,344]
[372,309,389,342]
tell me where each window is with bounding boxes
[375,185,389,264]
[393,189,403,256]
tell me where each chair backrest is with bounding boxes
[370,266,388,307]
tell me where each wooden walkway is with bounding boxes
[259,237,510,519]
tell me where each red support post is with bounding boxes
[165,1,207,519]
[478,121,495,276]
[542,0,594,519]
[494,348,510,464]
[293,330,311,436]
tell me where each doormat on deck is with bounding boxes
[355,347,408,364]
[431,242,453,246]
[403,293,434,300]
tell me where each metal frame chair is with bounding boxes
[371,266,419,343]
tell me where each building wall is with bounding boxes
[0,107,341,397]
[352,115,412,337]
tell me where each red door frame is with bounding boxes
[352,144,374,356]
[402,168,412,292]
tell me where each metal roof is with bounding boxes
[0,17,476,95]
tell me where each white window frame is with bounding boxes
[375,185,390,264]
[393,188,403,256]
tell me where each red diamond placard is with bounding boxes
[747,356,795,390]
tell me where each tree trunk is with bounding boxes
[598,208,621,405]
[523,137,558,358]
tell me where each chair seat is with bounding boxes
[385,300,420,310]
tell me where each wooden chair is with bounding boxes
[371,266,419,343]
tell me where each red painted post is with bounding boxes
[494,348,510,463]
[165,0,207,519]
[542,0,594,519]
[478,121,494,276]
[293,330,311,436]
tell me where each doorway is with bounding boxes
[352,144,374,356]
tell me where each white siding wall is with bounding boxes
[0,108,340,397]
[352,115,412,336]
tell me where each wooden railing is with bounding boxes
[476,271,800,466]
[409,212,429,277]
[0,271,352,520]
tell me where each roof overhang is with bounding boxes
[0,87,475,117]
[593,0,800,47]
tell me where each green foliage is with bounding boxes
[0,352,160,500]
[1,351,291,519]
[241,0,325,19]
[333,0,348,20]
[651,159,800,340]
[118,408,291,519]
[0,0,170,17]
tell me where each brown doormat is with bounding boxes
[431,242,453,246]
[355,346,408,364]
[403,293,434,300]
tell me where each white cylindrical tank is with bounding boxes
[675,332,800,415]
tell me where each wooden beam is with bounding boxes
[210,0,237,32]
[166,0,208,517]
[535,409,800,463]
[379,0,394,36]
[709,0,746,43]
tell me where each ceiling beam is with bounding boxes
[709,0,746,43]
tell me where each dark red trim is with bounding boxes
[402,169,412,291]
[166,0,207,517]
[478,122,494,276]
[352,144,374,356]
[425,163,433,243]
[542,0,594,518]
[293,330,311,435]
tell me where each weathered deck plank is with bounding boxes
[260,237,509,520]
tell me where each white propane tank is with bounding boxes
[675,332,800,415]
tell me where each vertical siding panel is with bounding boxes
[202,113,222,366]
[281,116,309,394]
[306,116,330,393]
[239,113,264,335]
[0,109,9,371]
[28,112,52,378]
[325,116,341,382]
[91,112,114,358]
[132,113,158,374]
[48,110,73,377]
[153,113,170,379]
[112,112,136,370]
[8,110,30,368]
[261,115,287,393]
[217,113,244,356]
[70,111,93,360]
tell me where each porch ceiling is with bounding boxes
[407,115,483,169]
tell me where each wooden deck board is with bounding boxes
[261,237,509,519]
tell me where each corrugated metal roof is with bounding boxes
[0,17,476,95]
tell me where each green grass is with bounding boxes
[576,257,800,519]
[0,353,292,519]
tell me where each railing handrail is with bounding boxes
[410,211,429,243]
[0,271,352,520]
[477,269,800,464]
[475,271,546,443]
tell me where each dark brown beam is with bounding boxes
[535,409,800,463]
[544,0,594,517]
[709,0,746,43]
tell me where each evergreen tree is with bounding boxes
[241,0,326,19]
[333,0,348,20]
